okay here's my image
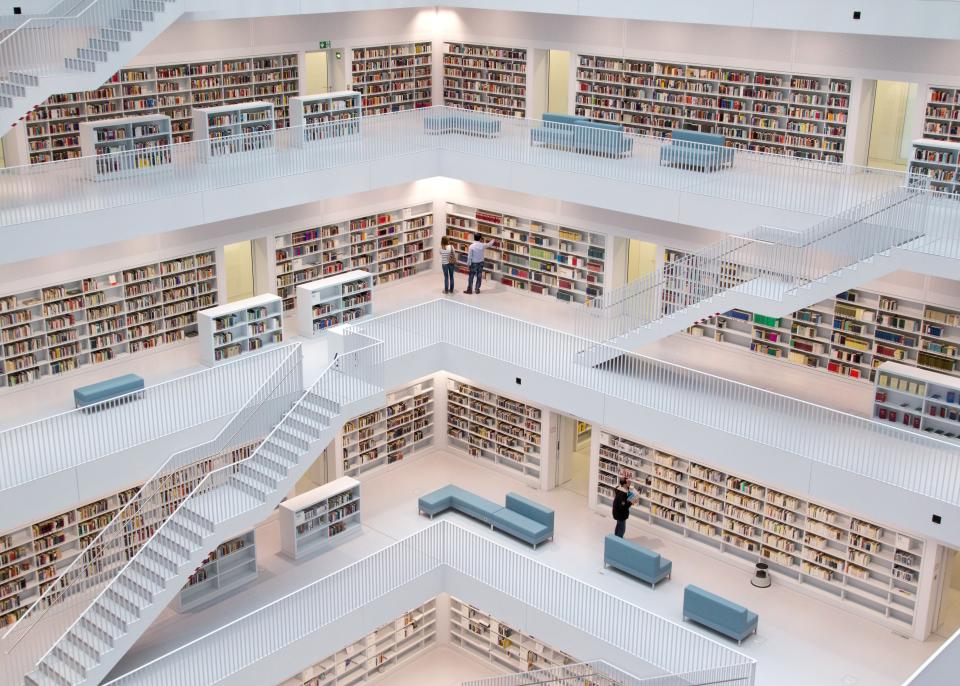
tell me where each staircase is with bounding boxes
[0,0,184,132]
[577,185,929,357]
[2,340,385,685]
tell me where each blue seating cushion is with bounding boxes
[490,508,551,543]
[74,374,144,406]
[418,484,459,515]
[604,535,671,583]
[425,112,500,135]
[542,113,586,129]
[683,585,758,640]
[505,493,555,528]
[450,489,503,523]
[670,129,725,147]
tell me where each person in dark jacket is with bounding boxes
[612,477,636,538]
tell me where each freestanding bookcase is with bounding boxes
[295,270,374,336]
[197,293,284,365]
[290,91,362,144]
[908,139,960,195]
[79,114,173,179]
[175,530,257,612]
[279,477,361,560]
[192,101,276,160]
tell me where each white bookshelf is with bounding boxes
[446,203,606,303]
[351,42,433,117]
[0,441,258,627]
[443,42,528,118]
[274,203,434,311]
[296,270,374,337]
[290,92,362,144]
[0,250,216,390]
[446,379,542,483]
[448,596,578,673]
[575,54,851,162]
[673,248,960,383]
[279,477,361,560]
[340,381,434,478]
[198,294,283,365]
[12,53,298,165]
[923,86,960,143]
[908,139,960,195]
[78,114,173,179]
[595,430,925,630]
[280,599,436,686]
[874,362,960,442]
[192,101,275,161]
[176,530,257,612]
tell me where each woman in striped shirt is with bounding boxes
[440,236,455,294]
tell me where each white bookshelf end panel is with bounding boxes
[79,114,173,180]
[295,269,374,337]
[175,530,257,612]
[290,91,362,145]
[197,293,284,365]
[279,476,361,560]
[192,101,276,161]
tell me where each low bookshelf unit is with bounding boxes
[296,270,374,336]
[198,294,284,365]
[446,379,543,484]
[78,114,173,179]
[279,477,362,560]
[290,91,362,143]
[595,430,926,631]
[340,381,434,478]
[193,101,276,160]
[874,361,960,442]
[176,530,257,612]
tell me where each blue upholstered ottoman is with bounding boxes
[74,374,145,412]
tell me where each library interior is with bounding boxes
[2,2,960,685]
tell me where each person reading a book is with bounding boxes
[465,233,495,294]
[612,477,637,538]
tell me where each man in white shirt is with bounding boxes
[465,233,495,294]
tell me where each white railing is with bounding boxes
[460,660,755,686]
[0,343,300,491]
[351,299,960,508]
[0,107,909,228]
[101,521,756,685]
[0,342,305,683]
[577,184,929,342]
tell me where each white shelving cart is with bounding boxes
[79,114,174,179]
[290,91,362,144]
[192,101,276,161]
[279,477,361,560]
[295,269,374,336]
[197,293,284,365]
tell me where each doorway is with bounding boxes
[866,80,919,171]
[305,48,346,95]
[224,240,255,303]
[555,414,591,496]
[936,548,960,638]
[547,50,570,115]
[626,239,658,282]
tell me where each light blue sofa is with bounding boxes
[530,113,633,158]
[418,485,554,548]
[424,111,501,137]
[603,535,672,587]
[74,374,145,412]
[682,585,758,645]
[659,130,734,172]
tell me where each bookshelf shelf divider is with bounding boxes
[443,42,528,118]
[351,42,433,116]
[296,270,374,336]
[198,294,284,365]
[279,477,361,560]
[175,530,257,612]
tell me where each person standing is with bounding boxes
[612,477,636,538]
[439,236,455,294]
[465,233,495,294]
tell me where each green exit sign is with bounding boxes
[318,40,331,49]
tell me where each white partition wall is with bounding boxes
[192,101,276,161]
[290,92,362,144]
[176,530,258,612]
[198,293,284,364]
[78,114,173,179]
[295,270,374,336]
[279,477,361,560]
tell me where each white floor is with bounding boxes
[108,449,943,686]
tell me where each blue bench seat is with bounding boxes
[530,113,633,158]
[659,129,734,172]
[603,535,672,587]
[682,585,758,645]
[74,374,145,412]
[424,111,501,138]
[418,484,554,548]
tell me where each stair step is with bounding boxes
[167,519,205,546]
[0,94,12,109]
[100,27,132,41]
[231,472,270,500]
[64,57,97,72]
[7,71,39,86]
[272,436,307,455]
[120,8,155,21]
[0,81,26,97]
[259,443,298,465]
[303,395,339,416]
[277,424,311,445]
[293,405,331,429]
[52,644,95,675]
[110,17,144,31]
[133,0,166,10]
[130,557,173,586]
[24,671,58,686]
[154,530,192,558]
[79,616,115,648]
[240,459,283,485]
[178,503,215,531]
[140,546,180,575]
[37,652,84,686]
[251,451,292,476]
[88,37,121,51]
[76,47,109,62]
[95,595,135,629]
[105,585,145,618]
[187,483,265,521]
[68,621,113,658]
